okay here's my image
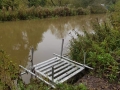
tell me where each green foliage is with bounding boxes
[17,79,88,90]
[0,50,19,90]
[1,0,20,10]
[0,0,111,21]
[28,0,47,7]
[80,0,95,8]
[0,50,87,90]
[0,6,91,21]
[55,83,87,90]
[69,17,120,82]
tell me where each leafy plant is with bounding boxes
[0,50,19,90]
[69,17,120,82]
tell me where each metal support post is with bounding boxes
[84,52,86,68]
[19,65,55,88]
[52,66,54,82]
[61,39,64,58]
[31,47,34,67]
[31,47,34,79]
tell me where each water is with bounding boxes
[0,14,106,83]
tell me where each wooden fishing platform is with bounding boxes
[19,39,93,88]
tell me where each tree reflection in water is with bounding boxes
[0,14,106,67]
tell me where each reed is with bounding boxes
[0,6,104,21]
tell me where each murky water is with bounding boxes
[0,14,106,82]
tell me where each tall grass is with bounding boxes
[0,6,107,21]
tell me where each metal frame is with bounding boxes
[19,39,93,88]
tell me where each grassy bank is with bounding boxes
[69,14,120,83]
[0,6,106,21]
[69,2,120,83]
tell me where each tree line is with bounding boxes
[0,0,118,10]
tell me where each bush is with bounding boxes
[0,6,106,21]
[69,19,120,82]
[0,50,19,90]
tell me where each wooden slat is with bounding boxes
[59,67,84,83]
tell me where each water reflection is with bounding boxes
[0,14,106,67]
[0,20,48,66]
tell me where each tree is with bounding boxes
[0,0,2,9]
[80,0,95,7]
[28,0,47,7]
[0,0,28,10]
[1,0,19,10]
[46,0,72,6]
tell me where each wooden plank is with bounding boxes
[33,57,58,68]
[53,53,93,69]
[59,67,84,83]
[47,63,70,76]
[43,61,67,74]
[38,60,63,71]
[35,58,60,70]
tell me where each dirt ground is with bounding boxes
[75,74,120,90]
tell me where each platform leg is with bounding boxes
[61,39,64,58]
[52,66,54,82]
[31,47,34,79]
[84,52,86,68]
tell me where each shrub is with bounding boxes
[0,50,19,90]
[69,19,120,82]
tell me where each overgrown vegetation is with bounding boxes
[0,0,120,89]
[0,50,87,90]
[69,1,120,83]
[0,6,92,21]
[18,80,88,90]
[0,0,117,21]
[0,50,19,90]
[0,6,108,21]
